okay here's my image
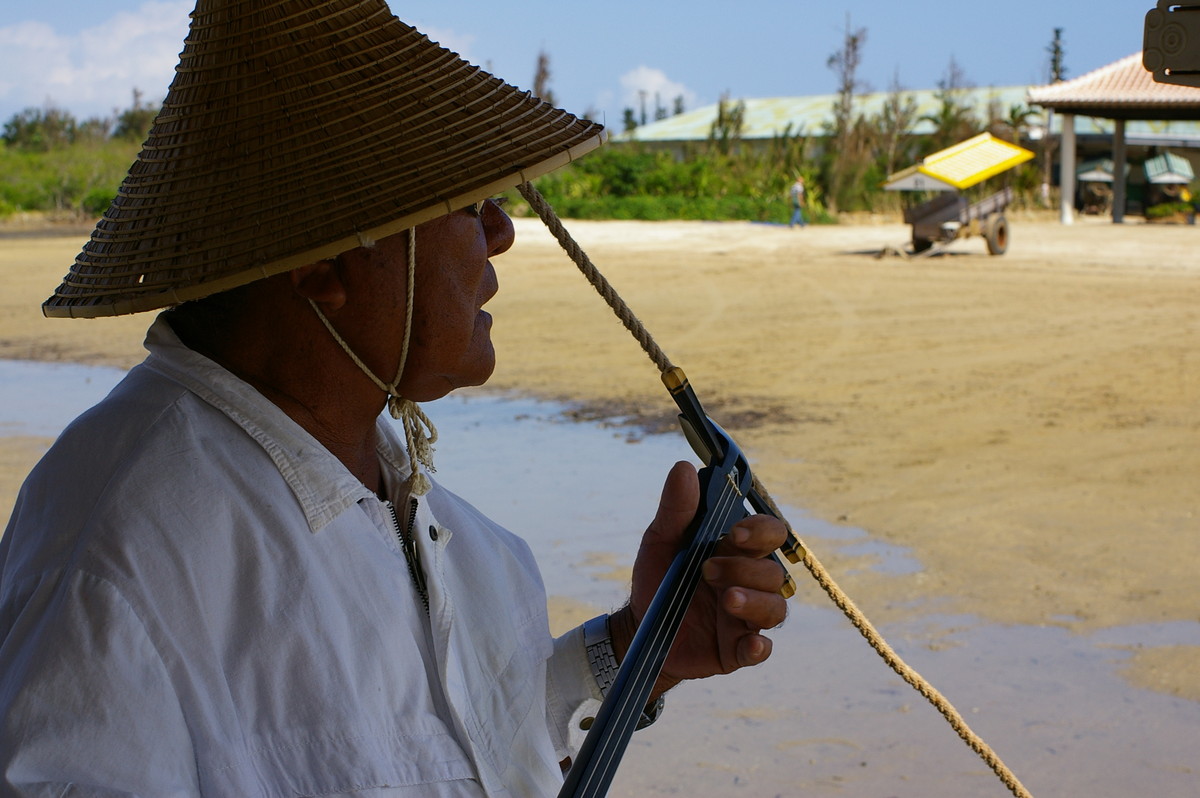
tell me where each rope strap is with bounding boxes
[518,181,1033,798]
[307,227,437,495]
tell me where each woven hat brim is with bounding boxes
[43,0,606,318]
[44,132,604,318]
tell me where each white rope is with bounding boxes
[308,227,437,495]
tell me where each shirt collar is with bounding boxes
[140,314,411,533]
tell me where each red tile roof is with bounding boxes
[1028,52,1200,119]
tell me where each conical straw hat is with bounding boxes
[43,0,605,318]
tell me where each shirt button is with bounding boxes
[428,525,439,541]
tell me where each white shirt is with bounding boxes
[0,316,600,797]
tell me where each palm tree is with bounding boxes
[918,57,978,152]
[992,103,1040,144]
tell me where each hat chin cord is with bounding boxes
[308,227,437,496]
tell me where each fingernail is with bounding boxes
[703,560,720,581]
[728,589,746,610]
[731,526,749,544]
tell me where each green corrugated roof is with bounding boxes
[621,87,1035,142]
[1077,158,1114,182]
[619,85,1200,143]
[1143,151,1195,183]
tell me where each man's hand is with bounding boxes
[609,461,789,698]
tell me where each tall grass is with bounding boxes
[1,135,1045,225]
[522,137,836,225]
[0,140,140,218]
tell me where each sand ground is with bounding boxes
[491,213,1199,681]
[1,212,1197,763]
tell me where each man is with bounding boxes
[789,175,808,228]
[0,1,788,795]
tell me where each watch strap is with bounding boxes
[583,613,619,698]
[581,613,665,731]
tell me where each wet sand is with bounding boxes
[1,214,1197,795]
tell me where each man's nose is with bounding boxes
[483,200,515,257]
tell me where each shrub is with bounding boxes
[1145,201,1193,220]
[80,188,117,215]
[0,139,138,215]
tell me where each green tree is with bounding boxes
[919,56,979,152]
[708,93,745,156]
[991,102,1039,144]
[76,116,115,145]
[3,105,77,151]
[532,51,555,106]
[824,16,868,212]
[1047,27,1067,82]
[111,88,159,141]
[873,70,920,179]
[1040,28,1067,207]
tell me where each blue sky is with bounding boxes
[0,1,1142,128]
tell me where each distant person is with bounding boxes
[789,175,807,228]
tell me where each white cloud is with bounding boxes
[0,21,68,106]
[617,66,698,115]
[0,1,190,120]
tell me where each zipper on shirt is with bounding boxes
[387,497,430,614]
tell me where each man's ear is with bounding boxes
[290,259,347,311]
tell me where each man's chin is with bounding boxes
[418,357,496,402]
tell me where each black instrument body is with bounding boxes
[558,368,797,798]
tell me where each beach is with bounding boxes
[1,213,1197,795]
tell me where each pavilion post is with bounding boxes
[1112,118,1127,223]
[1059,113,1076,225]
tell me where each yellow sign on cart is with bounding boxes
[885,133,1035,191]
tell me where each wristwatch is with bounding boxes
[583,613,620,697]
[581,614,665,730]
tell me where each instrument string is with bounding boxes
[581,474,743,793]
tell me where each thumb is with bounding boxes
[630,461,700,622]
[644,461,701,551]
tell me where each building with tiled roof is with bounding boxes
[1028,52,1200,119]
[1028,52,1200,223]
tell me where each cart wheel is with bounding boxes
[911,235,932,253]
[985,214,1009,255]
